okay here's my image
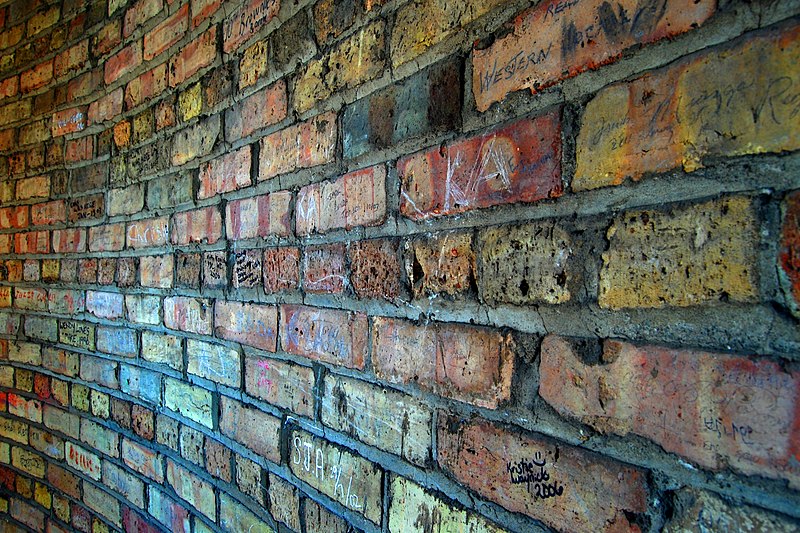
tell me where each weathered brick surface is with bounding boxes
[164,378,212,428]
[219,396,280,462]
[259,111,336,180]
[541,335,800,487]
[226,190,291,240]
[143,4,187,61]
[407,232,473,298]
[222,0,279,53]
[244,355,313,417]
[168,26,216,87]
[280,305,367,369]
[214,300,277,352]
[198,146,251,199]
[170,206,222,244]
[665,489,799,532]
[302,243,346,294]
[224,79,286,141]
[438,415,649,532]
[400,113,561,219]
[600,196,759,309]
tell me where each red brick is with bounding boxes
[89,223,125,252]
[51,107,86,137]
[280,305,367,369]
[15,231,49,254]
[164,296,212,335]
[214,300,277,352]
[540,335,800,488]
[438,415,648,532]
[123,0,163,38]
[779,190,800,317]
[224,79,287,141]
[302,243,347,294]
[144,4,188,60]
[27,6,60,37]
[0,129,16,150]
[122,437,163,483]
[170,206,222,245]
[0,206,28,229]
[205,439,231,482]
[473,0,714,112]
[122,508,160,533]
[168,26,216,87]
[64,136,94,162]
[259,111,337,180]
[374,317,514,408]
[68,70,103,101]
[191,0,221,28]
[125,63,168,108]
[78,258,98,284]
[244,355,313,416]
[31,201,64,226]
[20,59,53,93]
[400,113,561,219]
[198,145,251,199]
[87,88,123,125]
[126,216,169,249]
[132,404,154,440]
[140,254,173,288]
[348,239,403,300]
[296,165,386,235]
[54,40,88,79]
[105,42,143,85]
[93,20,121,57]
[47,464,81,498]
[226,190,291,240]
[219,396,281,462]
[0,76,18,99]
[52,228,87,253]
[68,194,104,223]
[222,0,279,53]
[232,249,261,288]
[263,247,299,293]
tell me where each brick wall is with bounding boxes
[0,0,798,531]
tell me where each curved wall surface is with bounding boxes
[0,0,798,531]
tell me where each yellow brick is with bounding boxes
[179,82,203,122]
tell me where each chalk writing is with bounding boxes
[292,436,364,512]
[55,111,85,132]
[256,360,273,391]
[507,452,564,501]
[286,313,348,360]
[66,441,100,479]
[127,222,168,247]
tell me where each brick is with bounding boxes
[474,0,713,112]
[0,206,27,229]
[42,347,79,377]
[68,194,105,223]
[290,428,382,523]
[78,258,98,284]
[156,414,180,451]
[42,259,59,282]
[203,251,227,288]
[389,476,505,533]
[97,327,138,358]
[80,419,119,457]
[86,291,124,319]
[169,26,216,87]
[31,201,64,226]
[0,287,9,307]
[120,365,162,406]
[198,146,251,199]
[215,300,277,352]
[164,296,212,334]
[65,136,94,162]
[72,503,92,532]
[147,173,193,209]
[114,120,131,147]
[171,114,220,165]
[779,191,800,317]
[0,76,18,100]
[156,95,176,129]
[125,63,168,108]
[0,416,27,444]
[91,390,110,418]
[176,252,201,288]
[123,508,161,533]
[72,383,90,411]
[205,438,231,481]
[219,396,280,462]
[93,20,120,56]
[72,161,107,192]
[23,259,40,281]
[80,354,119,388]
[48,464,81,498]
[84,483,121,526]
[132,405,155,440]
[19,119,50,145]
[167,459,216,520]
[295,20,384,113]
[224,80,287,142]
[34,375,52,401]
[238,39,268,89]
[54,40,89,79]
[324,375,432,464]
[50,107,86,137]
[0,100,31,127]
[400,113,561,219]
[313,0,380,45]
[244,355,313,416]
[87,88,123,125]
[111,398,131,429]
[104,461,145,509]
[164,378,212,427]
[187,339,240,387]
[191,0,220,27]
[127,217,169,249]
[218,492,271,533]
[0,24,23,49]
[304,499,350,533]
[30,428,62,460]
[263,247,299,293]
[144,4,188,60]
[479,221,576,305]
[297,165,386,235]
[438,415,648,532]
[105,42,143,85]
[140,332,181,371]
[259,111,336,180]
[109,184,145,216]
[600,196,758,309]
[27,5,60,36]
[406,232,473,298]
[20,59,53,93]
[124,0,162,37]
[232,249,261,288]
[148,487,190,532]
[58,320,95,351]
[372,317,514,409]
[222,0,279,53]
[302,243,346,294]
[204,63,234,111]
[170,207,222,245]
[11,498,45,530]
[122,438,163,482]
[576,24,800,189]
[179,425,203,464]
[89,224,125,252]
[8,393,41,422]
[14,288,48,311]
[99,258,117,284]
[177,82,202,121]
[66,441,101,480]
[117,257,138,287]
[542,335,800,488]
[16,175,49,199]
[665,489,799,532]
[267,473,301,531]
[68,69,103,101]
[226,190,292,240]
[281,305,367,369]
